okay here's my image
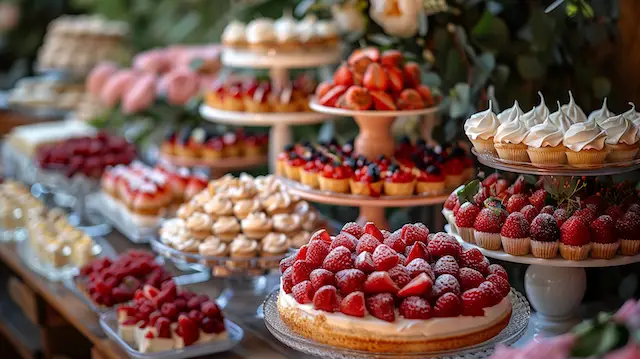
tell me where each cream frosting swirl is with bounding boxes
[464,101,499,140]
[623,103,640,125]
[600,113,640,145]
[549,101,573,133]
[560,91,587,123]
[230,235,258,256]
[186,212,212,232]
[497,100,524,124]
[563,120,607,151]
[246,19,276,44]
[233,198,262,217]
[315,20,338,39]
[494,111,529,144]
[588,97,614,126]
[524,117,564,148]
[272,213,302,233]
[274,14,298,42]
[203,195,233,216]
[534,92,550,120]
[261,233,289,254]
[212,216,240,234]
[199,236,229,257]
[176,203,197,220]
[262,192,293,213]
[222,21,246,43]
[226,182,257,202]
[241,211,273,232]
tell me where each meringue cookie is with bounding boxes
[497,100,524,124]
[560,91,588,123]
[464,101,499,141]
[241,211,273,240]
[563,120,607,152]
[588,97,614,126]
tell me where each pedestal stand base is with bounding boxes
[357,206,388,229]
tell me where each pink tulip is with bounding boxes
[161,68,200,106]
[86,62,119,96]
[133,49,170,74]
[100,70,139,107]
[122,74,157,114]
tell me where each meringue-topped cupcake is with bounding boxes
[274,12,300,49]
[524,116,566,166]
[563,117,608,166]
[222,21,246,48]
[521,92,549,129]
[245,18,276,49]
[493,104,530,162]
[464,101,500,155]
[497,100,524,124]
[599,112,640,162]
[561,91,588,124]
[588,97,614,126]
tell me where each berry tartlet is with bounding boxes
[350,164,383,196]
[318,161,353,194]
[160,127,267,161]
[277,222,512,353]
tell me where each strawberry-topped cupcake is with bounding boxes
[202,134,224,160]
[473,206,507,250]
[350,163,383,196]
[416,164,445,195]
[589,215,618,259]
[206,79,226,109]
[383,164,416,196]
[455,201,480,243]
[318,160,353,193]
[615,210,640,256]
[529,213,560,258]
[284,153,305,181]
[224,81,244,111]
[277,144,294,177]
[559,216,592,260]
[500,212,530,255]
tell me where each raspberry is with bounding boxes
[530,214,560,242]
[354,252,376,273]
[340,291,366,317]
[474,207,507,233]
[398,273,432,297]
[313,285,339,312]
[356,234,382,254]
[540,205,556,215]
[405,258,434,280]
[616,211,640,239]
[455,202,481,228]
[309,268,335,291]
[433,255,459,277]
[282,267,294,293]
[331,232,358,252]
[279,255,296,274]
[505,194,529,214]
[459,248,489,275]
[487,264,508,280]
[444,192,459,211]
[528,189,546,210]
[401,223,429,245]
[399,296,432,319]
[501,212,530,238]
[363,222,384,241]
[383,232,406,253]
[590,215,616,244]
[520,205,539,224]
[426,233,461,259]
[433,292,461,317]
[431,274,460,297]
[291,260,312,285]
[406,242,429,263]
[560,216,591,246]
[341,222,364,238]
[363,271,399,294]
[306,240,330,267]
[372,244,399,271]
[291,280,314,304]
[461,288,490,316]
[322,246,353,273]
[573,208,597,225]
[458,267,484,291]
[486,274,510,298]
[478,281,502,306]
[387,265,411,288]
[553,208,570,228]
[366,293,395,322]
[335,269,366,295]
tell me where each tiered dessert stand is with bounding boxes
[200,48,342,172]
[155,149,268,178]
[447,154,640,340]
[279,102,447,229]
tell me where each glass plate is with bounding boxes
[263,289,530,359]
[100,310,243,359]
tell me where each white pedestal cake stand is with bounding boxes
[445,225,640,340]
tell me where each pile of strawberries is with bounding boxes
[78,250,173,307]
[314,48,437,111]
[279,222,511,322]
[118,282,225,346]
[445,174,640,259]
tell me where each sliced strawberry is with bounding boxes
[366,293,395,322]
[314,81,334,99]
[291,280,314,304]
[345,86,373,110]
[318,85,347,107]
[370,91,397,111]
[333,63,354,87]
[433,292,461,317]
[399,296,432,319]
[340,291,366,317]
[335,269,366,295]
[341,222,364,238]
[396,88,425,110]
[310,268,335,291]
[402,61,421,88]
[372,244,399,271]
[313,285,338,312]
[380,49,404,68]
[330,232,358,252]
[356,233,382,254]
[306,240,330,267]
[177,314,200,346]
[363,271,399,294]
[322,246,353,273]
[363,222,384,241]
[398,273,432,297]
[143,285,159,300]
[406,242,429,263]
[348,47,380,65]
[355,252,376,273]
[416,85,435,106]
[431,274,461,297]
[385,67,404,93]
[294,245,308,261]
[458,267,485,291]
[363,63,389,92]
[405,258,434,280]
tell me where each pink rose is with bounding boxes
[86,62,119,96]
[100,70,139,107]
[122,74,157,114]
[133,49,170,74]
[160,68,200,106]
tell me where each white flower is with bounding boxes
[331,0,366,35]
[369,0,422,38]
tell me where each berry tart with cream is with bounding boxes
[277,222,513,353]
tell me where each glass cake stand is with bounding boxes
[263,289,530,359]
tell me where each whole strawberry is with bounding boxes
[559,216,591,261]
[529,213,559,259]
[519,205,539,224]
[500,212,530,256]
[505,194,528,214]
[553,208,570,228]
[616,211,640,256]
[528,189,546,210]
[589,215,618,259]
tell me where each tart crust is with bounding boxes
[277,295,512,353]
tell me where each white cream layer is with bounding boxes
[278,284,512,340]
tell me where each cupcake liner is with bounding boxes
[318,177,350,193]
[416,181,445,195]
[474,231,501,250]
[350,180,383,196]
[530,240,559,258]
[620,239,640,256]
[526,146,567,166]
[501,236,531,256]
[565,149,609,167]
[559,243,592,261]
[470,138,496,155]
[284,165,302,181]
[383,181,416,196]
[605,143,638,163]
[458,227,475,243]
[276,160,286,177]
[495,143,530,162]
[591,241,620,259]
[300,170,319,189]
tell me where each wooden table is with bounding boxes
[0,231,313,359]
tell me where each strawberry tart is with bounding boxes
[277,222,512,353]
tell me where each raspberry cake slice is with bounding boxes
[277,222,512,353]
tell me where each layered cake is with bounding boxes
[277,222,512,353]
